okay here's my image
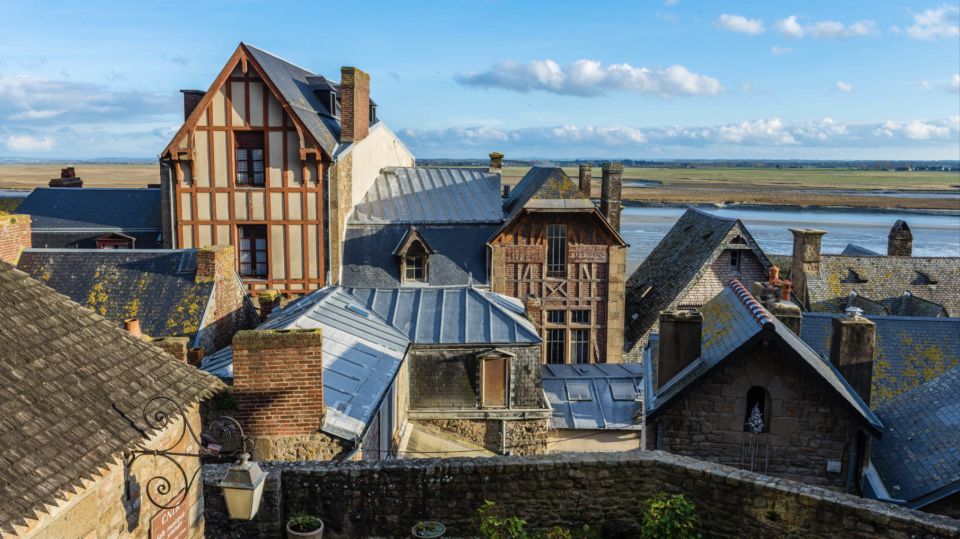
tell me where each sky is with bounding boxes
[0,0,958,160]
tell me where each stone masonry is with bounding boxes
[0,213,31,265]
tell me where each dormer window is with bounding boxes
[394,226,434,285]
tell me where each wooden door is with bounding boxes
[482,356,508,408]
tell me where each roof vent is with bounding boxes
[845,306,864,319]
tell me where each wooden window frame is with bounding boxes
[571,328,590,364]
[234,131,265,187]
[546,328,566,364]
[546,224,567,278]
[238,225,268,279]
[402,254,428,284]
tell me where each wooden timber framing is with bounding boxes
[160,43,328,296]
[489,210,627,364]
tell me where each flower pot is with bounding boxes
[411,521,446,538]
[286,518,324,539]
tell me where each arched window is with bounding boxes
[744,386,769,433]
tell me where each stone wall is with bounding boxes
[202,451,960,539]
[679,248,767,307]
[0,213,30,265]
[647,341,867,490]
[417,417,548,456]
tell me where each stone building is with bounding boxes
[624,207,773,361]
[16,245,258,354]
[643,279,882,491]
[0,261,223,538]
[159,42,413,296]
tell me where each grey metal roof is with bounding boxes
[201,287,409,441]
[645,280,883,432]
[15,187,162,232]
[542,364,644,430]
[244,44,343,157]
[346,287,541,345]
[871,366,960,508]
[800,312,960,405]
[350,167,504,225]
[341,224,496,288]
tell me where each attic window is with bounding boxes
[842,268,868,284]
[912,271,937,285]
[610,382,637,401]
[395,227,434,285]
[730,235,748,245]
[566,381,592,401]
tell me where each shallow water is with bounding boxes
[621,206,960,267]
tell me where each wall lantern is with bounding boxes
[125,396,263,520]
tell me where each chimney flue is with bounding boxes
[180,90,205,121]
[789,228,827,308]
[656,310,702,390]
[578,164,592,198]
[188,347,205,368]
[257,289,282,321]
[830,308,875,405]
[887,220,913,257]
[601,162,623,232]
[340,66,371,144]
[124,318,142,338]
[489,152,504,174]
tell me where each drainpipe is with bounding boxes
[159,160,177,248]
[501,420,508,455]
[323,165,332,284]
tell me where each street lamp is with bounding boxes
[219,452,267,520]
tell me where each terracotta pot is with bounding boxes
[286,518,324,539]
[411,521,446,538]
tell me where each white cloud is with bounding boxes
[952,74,960,91]
[5,135,54,152]
[835,81,853,92]
[770,45,793,55]
[776,15,876,38]
[921,74,960,92]
[456,59,723,97]
[716,14,765,35]
[907,5,960,40]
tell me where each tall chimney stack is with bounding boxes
[180,90,206,121]
[195,245,234,283]
[887,220,912,257]
[789,228,827,308]
[489,152,504,175]
[340,66,371,144]
[829,307,876,406]
[656,310,702,390]
[600,162,623,232]
[578,164,592,198]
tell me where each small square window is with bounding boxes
[547,310,565,324]
[566,381,592,401]
[571,310,590,324]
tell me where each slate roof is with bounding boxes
[349,167,504,225]
[15,187,162,233]
[0,262,222,534]
[346,286,541,345]
[201,287,408,441]
[16,249,218,346]
[870,366,960,509]
[341,224,497,287]
[542,364,644,430]
[644,280,882,432]
[244,44,343,157]
[502,166,595,222]
[625,207,772,355]
[799,313,960,405]
[841,243,881,257]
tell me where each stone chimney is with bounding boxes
[180,89,206,121]
[601,162,623,232]
[489,152,504,175]
[257,289,282,321]
[195,245,234,283]
[232,329,325,442]
[656,310,702,390]
[887,220,912,257]
[830,308,876,405]
[578,164,592,198]
[340,67,371,144]
[752,267,802,335]
[789,228,827,308]
[124,318,142,338]
[0,214,31,265]
[151,336,189,363]
[524,294,543,331]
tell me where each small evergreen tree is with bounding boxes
[745,403,764,433]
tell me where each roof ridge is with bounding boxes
[728,278,775,329]
[686,205,737,222]
[242,42,319,77]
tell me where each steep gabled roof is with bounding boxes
[16,249,219,346]
[800,312,960,404]
[0,262,222,534]
[871,366,960,509]
[625,207,772,354]
[15,188,161,233]
[644,280,882,433]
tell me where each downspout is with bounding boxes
[501,419,508,455]
[323,164,332,284]
[160,160,177,248]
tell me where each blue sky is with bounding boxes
[1,0,958,159]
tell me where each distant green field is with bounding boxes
[499,166,960,190]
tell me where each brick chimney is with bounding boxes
[656,310,702,390]
[601,162,623,232]
[124,318,142,338]
[188,347,205,368]
[195,245,233,283]
[752,267,802,335]
[524,294,543,331]
[48,167,83,187]
[489,152,504,175]
[180,90,205,121]
[257,289,282,321]
[340,67,371,144]
[789,228,827,308]
[829,308,876,406]
[0,214,31,265]
[232,329,325,438]
[151,336,190,363]
[887,220,912,257]
[578,164,592,198]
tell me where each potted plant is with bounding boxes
[411,520,446,538]
[287,513,324,539]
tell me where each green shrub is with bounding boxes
[476,500,529,539]
[640,493,701,539]
[287,513,322,533]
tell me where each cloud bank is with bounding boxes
[907,5,960,40]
